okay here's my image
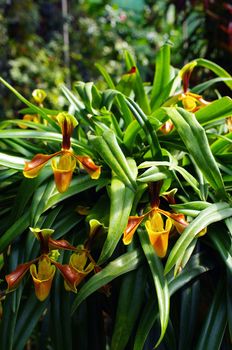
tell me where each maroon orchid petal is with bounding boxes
[23,152,61,178]
[75,155,101,179]
[53,261,80,293]
[123,215,146,245]
[48,238,77,251]
[6,260,36,291]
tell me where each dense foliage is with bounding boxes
[0,45,232,350]
[2,0,231,119]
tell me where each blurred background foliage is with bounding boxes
[0,0,231,118]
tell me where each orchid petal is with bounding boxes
[53,261,80,293]
[23,152,61,178]
[169,213,188,233]
[6,260,35,291]
[75,155,101,179]
[123,215,145,245]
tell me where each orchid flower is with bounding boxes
[23,112,101,192]
[123,207,188,258]
[5,228,81,301]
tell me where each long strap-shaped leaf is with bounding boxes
[124,51,151,115]
[150,43,171,111]
[0,130,86,151]
[133,251,215,350]
[0,211,30,253]
[164,107,227,199]
[195,58,232,89]
[125,97,162,159]
[195,96,232,125]
[111,267,147,350]
[196,280,227,350]
[98,160,136,264]
[139,229,170,348]
[164,202,232,275]
[13,295,48,350]
[71,249,142,314]
[90,130,137,190]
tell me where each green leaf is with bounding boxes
[164,202,232,275]
[164,107,227,199]
[192,77,232,94]
[0,153,25,170]
[0,212,30,253]
[227,269,232,341]
[170,201,211,217]
[44,175,107,211]
[209,223,232,272]
[137,166,170,183]
[98,160,136,264]
[150,44,171,110]
[124,51,151,115]
[139,229,169,348]
[74,81,101,113]
[95,63,116,89]
[0,130,86,152]
[30,180,55,226]
[211,132,232,155]
[133,251,215,350]
[178,280,200,350]
[125,97,162,159]
[13,295,48,350]
[195,97,232,125]
[71,249,143,314]
[196,281,227,350]
[195,58,232,89]
[90,130,137,190]
[111,267,146,350]
[168,251,215,296]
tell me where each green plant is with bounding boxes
[0,45,232,350]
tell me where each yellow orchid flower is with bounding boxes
[123,206,188,258]
[32,89,47,105]
[23,112,101,193]
[179,92,210,112]
[5,228,80,301]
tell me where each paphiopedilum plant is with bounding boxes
[5,228,94,301]
[0,44,231,350]
[23,112,101,192]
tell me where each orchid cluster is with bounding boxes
[23,111,101,193]
[5,228,95,301]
